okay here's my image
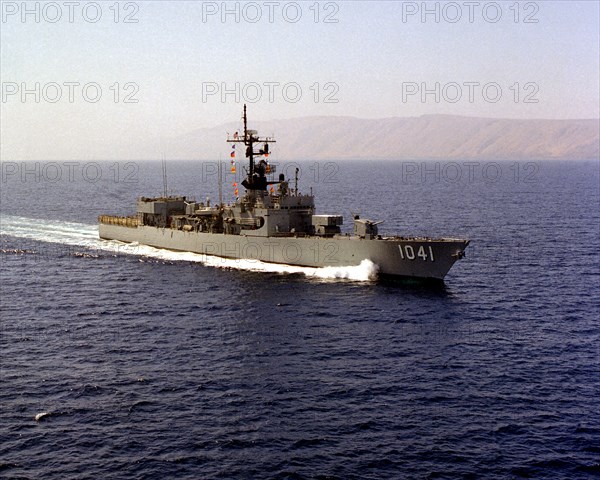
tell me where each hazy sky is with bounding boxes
[1,0,599,159]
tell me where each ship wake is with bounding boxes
[1,215,379,282]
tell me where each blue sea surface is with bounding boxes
[1,160,599,479]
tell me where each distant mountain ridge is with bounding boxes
[167,115,599,161]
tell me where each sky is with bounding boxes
[1,0,599,160]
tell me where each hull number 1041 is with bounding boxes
[398,245,435,261]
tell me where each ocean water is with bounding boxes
[1,159,599,479]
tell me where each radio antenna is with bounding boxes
[218,154,223,207]
[162,155,168,198]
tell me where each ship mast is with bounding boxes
[227,104,277,192]
[243,104,248,140]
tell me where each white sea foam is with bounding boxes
[34,412,50,421]
[1,214,379,282]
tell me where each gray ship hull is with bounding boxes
[99,224,469,280]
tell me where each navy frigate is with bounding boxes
[99,105,469,280]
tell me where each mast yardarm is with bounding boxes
[227,104,277,191]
